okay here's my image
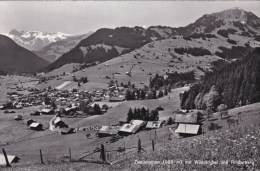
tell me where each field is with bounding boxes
[1,102,259,170]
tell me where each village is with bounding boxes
[0,71,211,167]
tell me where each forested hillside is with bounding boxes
[181,47,260,110]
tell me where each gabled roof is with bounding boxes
[98,126,118,134]
[41,108,53,113]
[130,120,146,126]
[119,124,141,133]
[30,122,41,128]
[175,124,200,134]
[175,114,197,123]
[146,121,162,128]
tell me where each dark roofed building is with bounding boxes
[59,128,74,135]
[29,122,43,131]
[27,118,36,126]
[175,113,198,124]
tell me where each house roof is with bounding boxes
[98,126,118,134]
[175,114,197,123]
[59,128,74,133]
[53,117,61,125]
[130,120,146,126]
[41,108,52,113]
[30,122,41,128]
[146,121,162,128]
[119,124,141,133]
[175,124,200,134]
[0,154,18,166]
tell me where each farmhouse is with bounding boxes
[174,113,201,136]
[14,115,23,121]
[26,118,36,126]
[58,128,74,135]
[98,126,118,137]
[118,120,146,136]
[146,121,162,129]
[175,124,201,135]
[29,122,43,131]
[49,116,68,131]
[40,108,54,115]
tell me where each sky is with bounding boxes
[1,1,260,35]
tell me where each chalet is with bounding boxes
[146,121,162,129]
[175,124,201,136]
[174,113,201,136]
[118,120,146,136]
[49,116,68,131]
[58,128,74,135]
[97,126,118,137]
[14,115,23,121]
[0,154,20,166]
[40,108,54,115]
[29,122,43,131]
[27,118,36,126]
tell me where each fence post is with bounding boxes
[138,138,141,153]
[40,149,44,164]
[154,130,157,144]
[152,140,155,151]
[69,148,72,162]
[100,144,106,162]
[2,148,11,167]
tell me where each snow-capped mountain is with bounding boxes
[33,32,92,63]
[5,29,72,51]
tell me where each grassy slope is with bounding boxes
[38,34,257,91]
[1,102,260,170]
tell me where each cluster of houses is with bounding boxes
[97,111,201,138]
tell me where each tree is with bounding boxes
[93,104,102,115]
[150,110,159,121]
[51,101,57,109]
[167,117,173,125]
[125,90,133,100]
[127,108,133,122]
[140,90,146,99]
[44,95,51,105]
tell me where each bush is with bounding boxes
[227,39,237,45]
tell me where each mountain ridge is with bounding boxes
[43,8,260,72]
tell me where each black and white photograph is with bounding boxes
[0,1,260,170]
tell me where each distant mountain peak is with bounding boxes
[6,29,73,51]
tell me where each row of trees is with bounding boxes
[174,47,212,56]
[149,72,195,90]
[127,107,159,122]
